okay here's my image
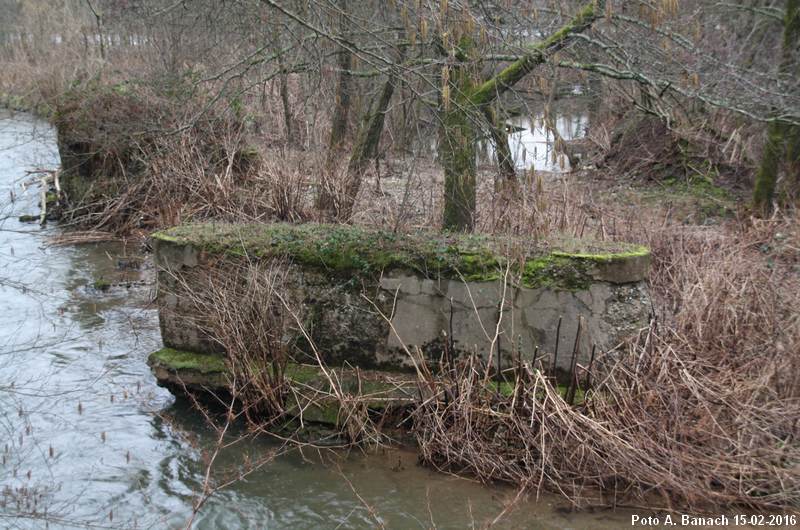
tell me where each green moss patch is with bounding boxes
[147,348,414,400]
[153,222,649,289]
[148,347,417,425]
[522,255,592,290]
[149,347,227,374]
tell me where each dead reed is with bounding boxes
[413,195,800,511]
[147,186,800,515]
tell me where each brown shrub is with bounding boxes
[416,203,800,510]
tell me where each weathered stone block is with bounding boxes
[151,223,651,373]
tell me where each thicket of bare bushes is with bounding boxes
[416,211,800,511]
[52,81,252,230]
[47,78,322,234]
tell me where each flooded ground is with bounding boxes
[427,107,590,173]
[0,111,784,529]
[480,113,589,173]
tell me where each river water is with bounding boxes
[0,111,761,529]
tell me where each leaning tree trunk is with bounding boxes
[438,0,603,231]
[482,106,517,183]
[753,0,799,214]
[338,73,397,220]
[336,37,407,221]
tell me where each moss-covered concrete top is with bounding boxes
[152,222,649,288]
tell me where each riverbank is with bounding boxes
[11,96,800,506]
[6,109,738,529]
[2,53,799,519]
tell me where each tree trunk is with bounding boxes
[440,62,478,231]
[318,0,353,220]
[272,29,295,146]
[327,0,353,156]
[279,71,293,142]
[338,74,397,220]
[335,35,406,221]
[467,1,602,108]
[753,121,784,215]
[789,125,800,193]
[328,60,352,155]
[543,73,580,171]
[782,0,800,201]
[482,106,517,183]
[753,0,799,214]
[438,0,603,231]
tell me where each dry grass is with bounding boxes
[415,321,800,510]
[412,188,800,511]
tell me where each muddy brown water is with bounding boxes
[0,111,787,529]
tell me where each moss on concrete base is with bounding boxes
[149,347,227,373]
[147,348,417,426]
[147,348,229,392]
[149,347,591,427]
